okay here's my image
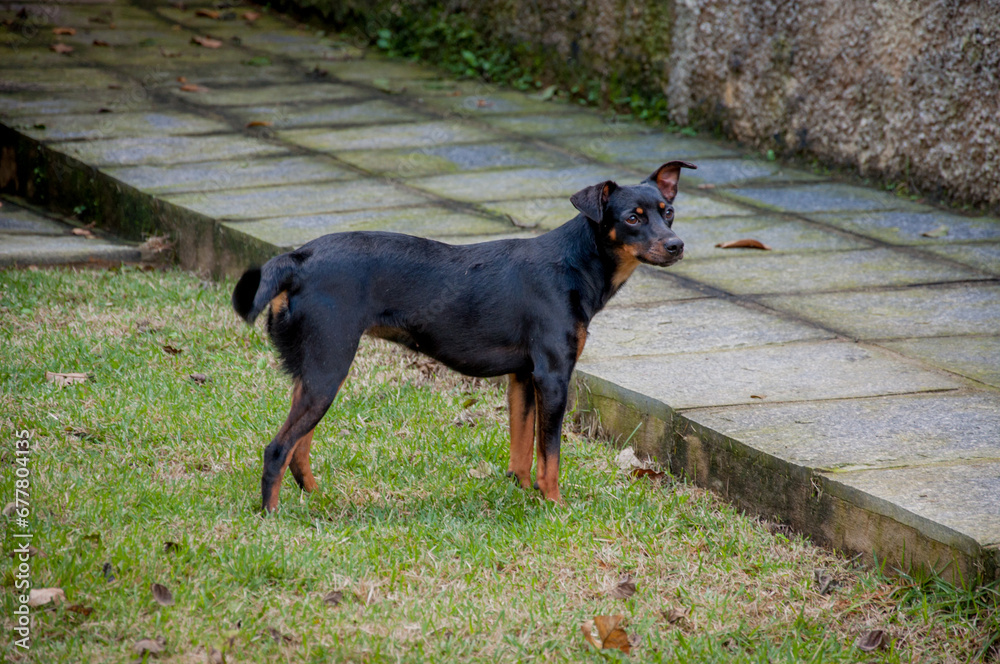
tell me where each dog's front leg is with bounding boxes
[532,364,571,504]
[506,371,536,490]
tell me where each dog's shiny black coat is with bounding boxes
[233,161,695,511]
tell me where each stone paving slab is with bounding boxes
[478,112,645,138]
[762,284,1000,340]
[675,215,874,258]
[407,165,637,202]
[2,0,998,582]
[921,243,1000,276]
[336,141,568,178]
[586,297,832,358]
[879,336,1000,389]
[578,340,962,410]
[810,210,1000,246]
[0,204,67,235]
[58,133,287,166]
[0,233,141,266]
[103,154,355,195]
[828,462,1000,551]
[280,120,501,152]
[671,247,991,295]
[227,99,427,129]
[685,391,1000,472]
[13,110,231,141]
[721,183,925,214]
[162,180,432,220]
[225,206,510,248]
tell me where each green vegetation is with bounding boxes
[1,266,997,662]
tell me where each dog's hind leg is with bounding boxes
[261,324,359,513]
[506,371,535,490]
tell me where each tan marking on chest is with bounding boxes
[611,246,641,290]
[270,291,289,316]
[575,321,588,361]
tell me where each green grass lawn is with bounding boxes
[1,266,997,662]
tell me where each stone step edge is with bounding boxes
[5,121,996,586]
[570,370,999,586]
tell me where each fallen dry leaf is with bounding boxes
[750,394,766,400]
[814,568,838,595]
[8,545,44,558]
[608,574,636,600]
[192,35,222,48]
[267,627,296,644]
[921,224,949,238]
[134,637,165,655]
[28,588,65,607]
[697,183,717,190]
[468,461,492,479]
[208,648,224,664]
[242,11,261,21]
[45,371,88,386]
[2,502,16,516]
[71,227,95,237]
[179,83,209,93]
[92,39,110,46]
[50,43,74,54]
[163,541,181,553]
[663,607,688,624]
[856,629,889,652]
[615,446,644,471]
[245,120,272,127]
[67,604,94,617]
[189,373,208,385]
[151,582,174,606]
[323,590,343,606]
[160,47,181,57]
[53,26,76,35]
[195,8,220,18]
[162,344,183,355]
[581,614,632,654]
[715,238,772,250]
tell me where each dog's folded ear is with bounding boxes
[645,161,697,203]
[570,180,618,223]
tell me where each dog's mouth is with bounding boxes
[639,249,684,267]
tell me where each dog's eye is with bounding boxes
[663,209,674,221]
[626,214,639,225]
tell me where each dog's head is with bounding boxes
[570,160,696,272]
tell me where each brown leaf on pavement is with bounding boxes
[242,11,261,21]
[245,120,272,127]
[179,83,209,93]
[195,8,220,18]
[71,227,94,237]
[715,238,772,250]
[581,614,632,654]
[53,27,76,35]
[93,39,110,46]
[50,43,74,54]
[192,35,222,48]
[151,582,174,606]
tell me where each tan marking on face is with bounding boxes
[270,290,289,316]
[635,207,643,215]
[608,228,617,241]
[659,202,666,210]
[611,245,641,290]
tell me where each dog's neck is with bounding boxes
[551,215,632,322]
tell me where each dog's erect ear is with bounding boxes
[570,180,618,223]
[645,161,697,203]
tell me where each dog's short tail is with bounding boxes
[231,253,300,324]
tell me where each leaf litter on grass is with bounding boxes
[1,266,997,662]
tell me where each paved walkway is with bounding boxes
[2,0,998,582]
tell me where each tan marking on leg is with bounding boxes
[269,291,289,316]
[540,455,562,504]
[507,374,535,490]
[288,429,318,493]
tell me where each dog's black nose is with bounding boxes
[664,238,684,256]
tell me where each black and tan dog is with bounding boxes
[233,160,695,512]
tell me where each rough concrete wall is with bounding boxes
[320,0,999,207]
[666,0,1000,207]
